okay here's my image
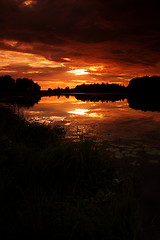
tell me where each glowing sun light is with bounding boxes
[67,69,89,75]
[89,66,104,71]
[23,0,35,6]
[68,109,89,115]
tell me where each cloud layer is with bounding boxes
[0,0,160,88]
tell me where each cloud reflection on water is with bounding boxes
[23,95,160,147]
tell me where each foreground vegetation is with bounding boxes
[0,105,140,239]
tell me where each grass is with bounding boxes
[0,104,141,239]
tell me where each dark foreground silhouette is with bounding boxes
[0,105,140,239]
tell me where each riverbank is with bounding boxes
[0,104,140,239]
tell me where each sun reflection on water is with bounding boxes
[68,109,89,115]
[22,96,160,148]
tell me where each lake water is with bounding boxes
[21,95,160,160]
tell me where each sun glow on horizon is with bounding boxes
[68,109,89,115]
[68,108,104,118]
[67,69,89,75]
[67,66,105,77]
[89,66,104,71]
[23,0,35,6]
[61,57,71,61]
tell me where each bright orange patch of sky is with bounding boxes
[0,47,159,90]
[23,0,36,7]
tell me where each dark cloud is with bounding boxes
[0,0,160,87]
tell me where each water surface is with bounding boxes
[21,95,160,160]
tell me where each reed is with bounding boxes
[0,105,140,239]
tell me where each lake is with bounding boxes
[21,94,160,160]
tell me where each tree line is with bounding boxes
[1,74,160,96]
[0,75,41,93]
[47,76,160,95]
[46,83,126,95]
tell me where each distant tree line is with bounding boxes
[44,83,127,95]
[74,83,126,93]
[0,75,41,94]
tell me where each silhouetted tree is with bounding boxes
[127,75,160,95]
[52,87,62,95]
[15,78,40,92]
[48,88,52,92]
[0,75,15,91]
[0,75,41,95]
[65,87,70,93]
[127,76,160,111]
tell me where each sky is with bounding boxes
[0,0,160,89]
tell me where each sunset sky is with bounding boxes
[0,0,160,89]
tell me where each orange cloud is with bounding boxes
[0,0,160,89]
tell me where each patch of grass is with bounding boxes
[0,105,141,239]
